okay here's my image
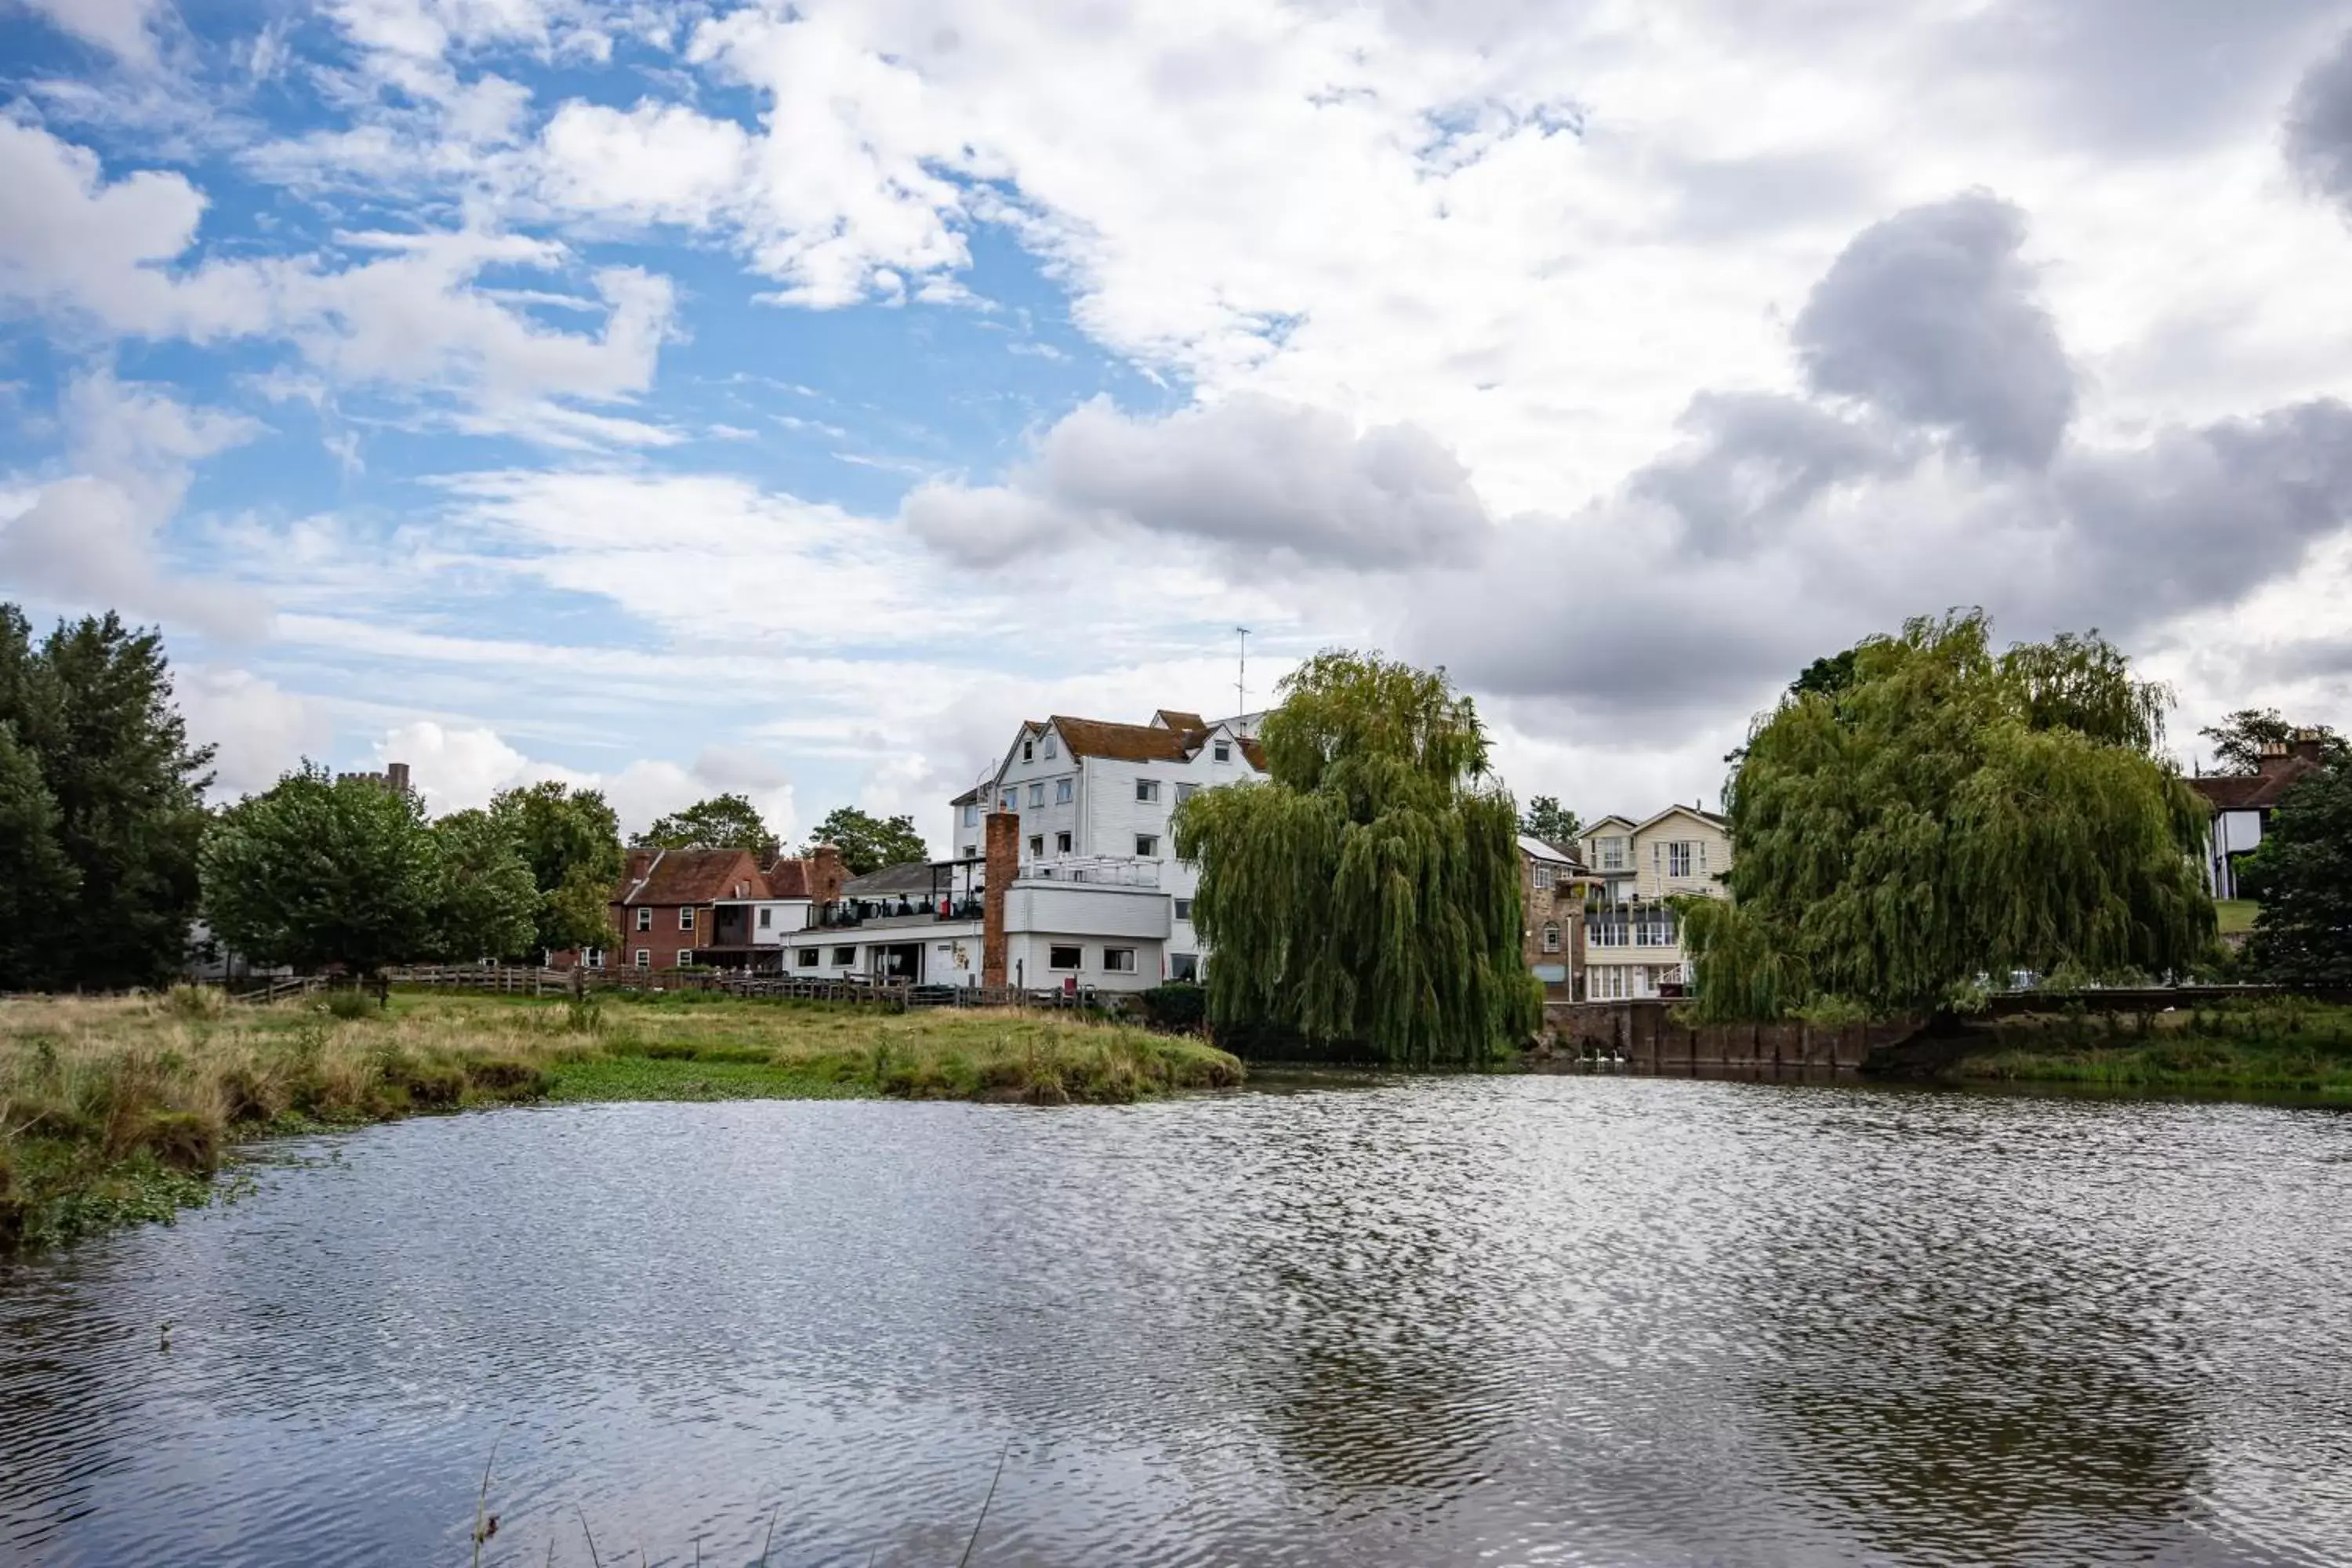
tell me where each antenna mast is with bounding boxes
[1236,626,1250,717]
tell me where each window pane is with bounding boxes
[1049,946,1082,970]
[1135,834,1158,856]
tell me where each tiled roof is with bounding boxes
[2190,756,2324,812]
[843,860,938,898]
[765,858,812,898]
[1152,709,1207,731]
[1051,716,1197,764]
[618,847,767,905]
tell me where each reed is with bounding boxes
[0,989,1243,1254]
[1957,997,2352,1098]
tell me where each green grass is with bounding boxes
[0,989,1243,1254]
[1955,997,2352,1099]
[2216,898,2260,936]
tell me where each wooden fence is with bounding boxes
[381,964,1128,1014]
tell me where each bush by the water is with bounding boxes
[1135,982,1207,1033]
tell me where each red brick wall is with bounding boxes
[608,903,709,969]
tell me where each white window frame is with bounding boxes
[1000,791,1016,812]
[832,946,858,967]
[1541,924,1561,953]
[796,947,820,969]
[1048,945,1083,971]
[1028,834,1044,858]
[677,949,692,967]
[1135,779,1161,804]
[634,949,651,970]
[1055,778,1073,804]
[634,906,652,932]
[1042,733,1058,758]
[583,947,604,970]
[1598,837,1627,871]
[1667,841,1693,878]
[1029,782,1045,808]
[1213,742,1232,763]
[1056,830,1073,853]
[962,803,980,828]
[961,844,977,858]
[1174,782,1199,804]
[1102,947,1138,974]
[679,906,695,931]
[1174,898,1193,921]
[1022,739,1033,762]
[1533,863,1555,889]
[1135,833,1160,857]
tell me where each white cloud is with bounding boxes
[175,666,332,798]
[16,0,165,67]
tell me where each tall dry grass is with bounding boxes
[0,989,1243,1252]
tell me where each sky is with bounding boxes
[5,0,2352,851]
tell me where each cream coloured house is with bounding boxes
[1577,806,1733,1000]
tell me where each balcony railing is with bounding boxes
[1015,855,1161,889]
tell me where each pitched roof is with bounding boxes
[1152,709,1207,731]
[1635,804,1727,832]
[618,847,767,905]
[1518,834,1586,866]
[843,860,938,898]
[765,858,812,898]
[2190,755,2325,812]
[1584,815,1639,834]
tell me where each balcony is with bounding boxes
[1015,855,1161,889]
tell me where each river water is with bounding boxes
[2,1076,2348,1566]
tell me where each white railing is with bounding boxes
[1016,855,1162,889]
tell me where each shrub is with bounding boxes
[1134,982,1207,1033]
[324,989,379,1021]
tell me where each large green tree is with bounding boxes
[635,793,777,855]
[803,805,930,875]
[200,764,441,976]
[426,808,540,961]
[0,606,213,989]
[1518,795,1583,851]
[1172,651,1539,1067]
[488,782,624,954]
[1684,612,2215,1020]
[0,721,81,988]
[2239,764,2352,988]
[2197,708,2350,775]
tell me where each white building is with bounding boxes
[774,708,1266,993]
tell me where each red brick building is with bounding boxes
[607,844,847,971]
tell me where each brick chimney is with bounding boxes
[809,843,846,906]
[982,810,1018,988]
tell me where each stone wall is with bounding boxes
[1545,999,1921,1072]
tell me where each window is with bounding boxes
[832,946,857,967]
[633,906,652,931]
[1170,952,1200,982]
[758,907,773,929]
[1542,924,1562,953]
[679,907,695,930]
[1609,878,1635,904]
[1174,782,1199,804]
[1102,947,1137,974]
[797,947,819,968]
[962,803,980,827]
[1043,733,1058,758]
[1664,841,1694,878]
[1213,742,1232,762]
[1029,782,1045,808]
[1633,914,1677,947]
[1029,835,1045,858]
[634,949,651,970]
[1588,919,1628,949]
[1135,834,1160,857]
[677,949,692,967]
[1597,836,1628,870]
[1533,863,1555,889]
[1049,945,1083,971]
[583,948,604,970]
[1022,739,1033,762]
[962,844,977,858]
[1593,965,1629,1000]
[1056,831,1073,853]
[1000,791,1017,812]
[1135,779,1160,803]
[1174,898,1193,921]
[1056,777,1073,804]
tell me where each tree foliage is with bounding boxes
[0,720,81,988]
[1172,651,1539,1066]
[0,605,213,990]
[636,793,777,855]
[1519,794,1583,851]
[2197,707,2350,775]
[489,782,623,953]
[428,808,540,961]
[803,804,930,875]
[200,764,444,975]
[1685,611,2215,1020]
[2240,764,2352,988]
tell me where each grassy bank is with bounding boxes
[0,989,1242,1254]
[1953,997,2352,1100]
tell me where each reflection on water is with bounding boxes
[2,1080,2348,1566]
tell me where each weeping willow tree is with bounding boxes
[1683,611,2216,1021]
[1172,652,1540,1067]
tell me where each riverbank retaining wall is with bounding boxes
[1545,1000,1922,1072]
